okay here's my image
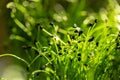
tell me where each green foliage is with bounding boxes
[0,0,120,80]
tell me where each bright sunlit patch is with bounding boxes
[53,13,68,22]
[30,0,39,2]
[0,78,6,80]
[99,8,108,22]
[83,16,94,25]
[116,15,120,23]
[53,14,62,22]
[55,36,59,41]
[117,24,120,30]
[66,0,78,3]
[23,1,29,7]
[2,65,26,80]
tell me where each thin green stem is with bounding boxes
[0,53,30,67]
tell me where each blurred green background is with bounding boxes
[0,0,109,54]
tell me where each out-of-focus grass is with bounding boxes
[0,0,120,80]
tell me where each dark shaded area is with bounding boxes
[0,0,12,54]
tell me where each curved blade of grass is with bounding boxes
[30,52,52,66]
[31,70,49,78]
[45,67,60,80]
[30,47,52,66]
[29,53,41,66]
[0,54,30,67]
